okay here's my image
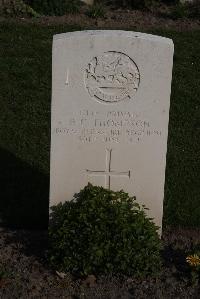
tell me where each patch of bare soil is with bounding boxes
[0,7,200,31]
[0,226,200,299]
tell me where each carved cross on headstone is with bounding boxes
[86,149,131,189]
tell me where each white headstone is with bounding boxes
[50,30,174,232]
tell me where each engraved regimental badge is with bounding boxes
[85,51,140,103]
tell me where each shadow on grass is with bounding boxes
[0,148,49,229]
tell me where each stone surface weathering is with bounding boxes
[50,30,174,231]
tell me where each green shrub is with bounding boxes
[0,264,9,280]
[168,1,200,20]
[24,0,82,16]
[187,0,200,19]
[48,184,161,277]
[86,3,105,18]
[170,3,189,19]
[161,0,178,3]
[1,0,39,17]
[107,0,159,10]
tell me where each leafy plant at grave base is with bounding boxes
[186,244,200,285]
[86,3,105,18]
[48,183,161,277]
[24,0,82,16]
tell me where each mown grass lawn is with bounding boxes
[0,21,199,228]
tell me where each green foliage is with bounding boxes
[170,3,189,19]
[48,184,161,277]
[24,0,82,16]
[161,0,178,3]
[1,0,39,17]
[185,0,200,19]
[109,0,159,10]
[109,0,181,7]
[0,265,9,280]
[162,1,200,20]
[86,3,105,18]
